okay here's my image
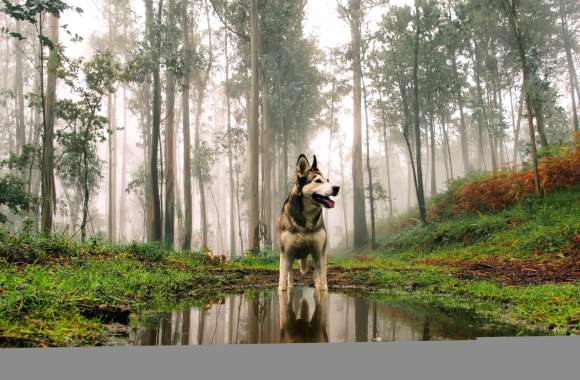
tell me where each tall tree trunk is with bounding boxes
[235,156,244,254]
[412,1,427,223]
[119,88,128,242]
[194,91,208,250]
[41,13,59,235]
[224,30,236,257]
[247,0,260,252]
[163,0,177,248]
[261,74,272,250]
[350,0,369,248]
[108,0,117,243]
[80,126,90,242]
[362,76,376,249]
[149,0,164,241]
[471,42,487,171]
[182,1,193,251]
[14,5,26,155]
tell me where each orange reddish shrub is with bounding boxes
[538,152,580,191]
[451,152,580,214]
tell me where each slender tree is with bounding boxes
[247,0,260,252]
[182,0,193,251]
[163,0,177,248]
[41,13,60,234]
[349,0,369,247]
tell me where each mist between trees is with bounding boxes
[1,0,578,256]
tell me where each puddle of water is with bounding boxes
[128,287,533,346]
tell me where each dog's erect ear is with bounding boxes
[312,155,318,170]
[296,154,310,177]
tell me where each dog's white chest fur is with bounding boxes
[280,228,326,256]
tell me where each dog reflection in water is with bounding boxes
[278,289,329,343]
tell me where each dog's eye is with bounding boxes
[315,179,323,184]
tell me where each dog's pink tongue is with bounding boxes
[323,199,335,209]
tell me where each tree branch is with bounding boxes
[208,0,250,42]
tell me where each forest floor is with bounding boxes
[0,189,579,347]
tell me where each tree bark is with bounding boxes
[224,30,236,257]
[350,0,369,247]
[108,0,117,243]
[182,1,193,251]
[119,87,128,242]
[362,76,376,249]
[14,5,26,155]
[41,13,59,235]
[149,0,164,241]
[247,0,260,252]
[412,1,427,223]
[163,0,177,248]
[261,73,272,250]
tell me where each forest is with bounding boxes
[0,0,579,347]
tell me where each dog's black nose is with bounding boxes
[332,186,340,196]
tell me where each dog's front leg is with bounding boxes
[278,253,289,291]
[319,253,328,291]
[287,257,295,289]
[312,253,328,291]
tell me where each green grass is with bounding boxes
[376,188,579,261]
[0,234,280,347]
[346,188,580,334]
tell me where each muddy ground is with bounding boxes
[210,266,374,292]
[422,250,580,286]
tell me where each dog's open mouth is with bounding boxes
[312,193,336,209]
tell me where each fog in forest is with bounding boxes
[1,0,579,256]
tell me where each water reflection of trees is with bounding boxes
[133,288,518,346]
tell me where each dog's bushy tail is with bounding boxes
[300,258,309,276]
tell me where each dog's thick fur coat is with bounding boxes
[277,155,339,291]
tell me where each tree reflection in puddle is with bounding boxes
[130,287,535,346]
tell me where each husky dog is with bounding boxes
[278,289,329,344]
[277,154,340,291]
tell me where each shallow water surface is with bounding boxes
[129,287,530,345]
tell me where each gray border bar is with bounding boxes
[1,337,578,380]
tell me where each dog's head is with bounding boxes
[295,154,340,209]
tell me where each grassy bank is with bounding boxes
[0,234,276,347]
[336,187,580,335]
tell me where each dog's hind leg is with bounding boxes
[300,258,308,276]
